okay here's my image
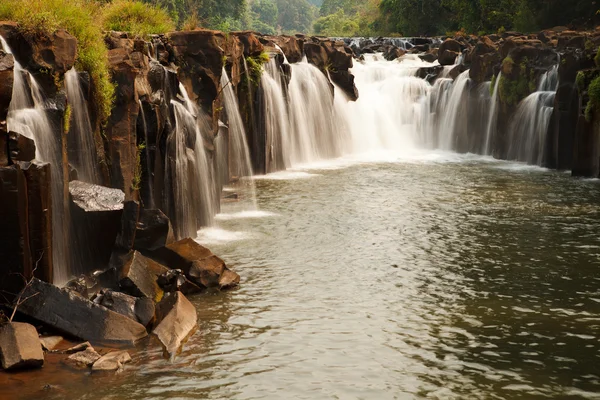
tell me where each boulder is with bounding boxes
[189,255,226,288]
[419,53,437,63]
[40,336,64,351]
[97,289,155,327]
[18,278,148,345]
[0,322,44,370]
[383,46,406,61]
[219,269,241,290]
[63,342,91,354]
[63,347,101,369]
[8,131,36,163]
[91,350,131,372]
[438,39,462,65]
[134,208,175,252]
[134,297,156,327]
[153,291,198,358]
[151,238,213,274]
[69,180,124,275]
[118,251,168,301]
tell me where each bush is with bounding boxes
[101,0,175,37]
[0,0,114,123]
[585,76,600,122]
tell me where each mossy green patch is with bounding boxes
[585,76,600,122]
[101,0,174,38]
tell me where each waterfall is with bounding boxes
[507,65,559,165]
[435,70,470,150]
[259,59,290,171]
[65,68,99,184]
[483,72,501,155]
[287,61,346,165]
[165,82,220,238]
[220,68,257,209]
[1,36,70,285]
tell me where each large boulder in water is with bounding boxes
[0,322,44,370]
[70,180,124,275]
[17,278,148,345]
[152,291,198,358]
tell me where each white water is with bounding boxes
[507,65,559,165]
[220,68,257,210]
[65,68,99,184]
[483,72,501,155]
[168,90,217,238]
[2,36,71,285]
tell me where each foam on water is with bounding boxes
[215,210,279,220]
[254,171,322,180]
[195,227,254,245]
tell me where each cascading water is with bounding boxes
[220,68,257,209]
[435,70,470,150]
[483,72,501,155]
[65,68,99,183]
[166,84,218,238]
[286,61,347,165]
[507,65,559,165]
[1,36,70,285]
[259,59,290,171]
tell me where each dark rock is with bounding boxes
[70,180,124,276]
[383,46,406,61]
[0,161,53,298]
[0,322,44,370]
[157,269,202,295]
[65,275,90,298]
[419,53,437,63]
[92,350,131,372]
[18,278,148,345]
[438,39,462,66]
[8,131,36,163]
[439,50,459,66]
[134,208,175,252]
[153,291,198,358]
[0,51,14,121]
[99,289,138,322]
[134,297,156,327]
[118,251,168,300]
[63,347,101,369]
[113,200,140,252]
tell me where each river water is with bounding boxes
[14,150,597,400]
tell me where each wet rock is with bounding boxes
[63,342,91,354]
[419,53,437,63]
[118,251,168,301]
[113,200,140,253]
[18,278,147,345]
[219,269,240,290]
[157,269,202,295]
[7,131,36,163]
[189,255,226,288]
[70,180,124,275]
[63,347,101,369]
[92,350,131,372]
[134,297,156,327]
[0,322,44,370]
[438,39,462,65]
[151,238,213,274]
[383,46,406,61]
[153,291,198,358]
[65,275,91,298]
[98,289,155,327]
[0,51,14,121]
[40,336,63,351]
[134,208,175,252]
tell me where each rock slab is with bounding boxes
[152,292,198,358]
[0,322,44,370]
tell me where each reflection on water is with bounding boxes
[4,153,600,399]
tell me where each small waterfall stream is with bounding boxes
[483,72,501,155]
[220,68,257,209]
[65,68,100,184]
[2,36,70,285]
[507,65,559,165]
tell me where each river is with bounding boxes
[21,150,597,400]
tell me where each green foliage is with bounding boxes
[132,142,146,191]
[378,0,449,36]
[245,52,269,85]
[148,0,246,29]
[576,71,585,93]
[585,76,600,122]
[64,104,72,133]
[498,58,535,107]
[102,0,175,37]
[314,10,359,36]
[490,73,497,95]
[276,0,318,33]
[0,0,114,124]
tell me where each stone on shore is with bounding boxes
[0,322,44,370]
[92,350,131,372]
[152,291,198,358]
[18,278,148,345]
[63,347,101,369]
[40,336,64,351]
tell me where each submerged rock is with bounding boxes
[91,350,131,372]
[152,291,198,358]
[0,322,44,370]
[63,347,101,369]
[18,279,148,345]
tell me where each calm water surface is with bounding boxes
[8,151,600,399]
